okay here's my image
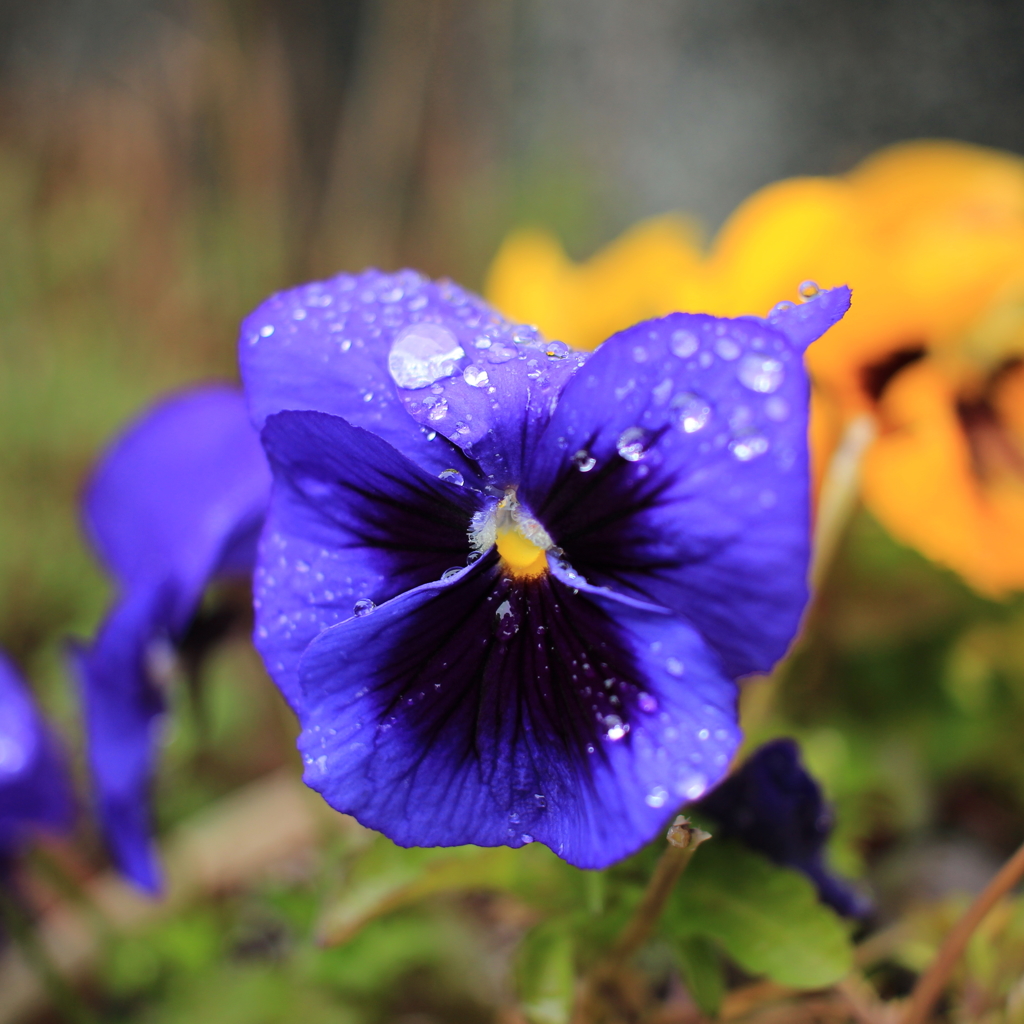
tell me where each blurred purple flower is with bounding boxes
[241,269,849,868]
[694,738,870,917]
[71,386,270,892]
[0,651,73,863]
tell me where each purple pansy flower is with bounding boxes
[241,269,850,867]
[71,386,271,892]
[0,651,73,862]
[694,738,869,917]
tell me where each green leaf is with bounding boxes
[316,838,582,945]
[675,935,725,1017]
[517,920,576,1024]
[662,841,853,989]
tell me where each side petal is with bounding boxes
[0,653,74,852]
[70,589,169,893]
[83,385,271,627]
[522,300,847,678]
[693,738,869,917]
[257,410,486,708]
[296,555,740,869]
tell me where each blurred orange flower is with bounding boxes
[485,141,1024,596]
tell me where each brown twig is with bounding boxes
[901,837,1024,1024]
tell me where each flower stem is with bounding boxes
[610,817,710,961]
[901,837,1024,1024]
[574,818,710,1023]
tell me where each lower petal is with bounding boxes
[297,555,740,869]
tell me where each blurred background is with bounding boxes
[5,1,1024,1021]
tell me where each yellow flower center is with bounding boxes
[470,489,553,580]
[495,528,549,579]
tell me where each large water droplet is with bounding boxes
[738,354,784,393]
[571,449,597,472]
[438,468,464,486]
[545,340,568,359]
[672,392,711,433]
[730,436,769,461]
[353,599,375,617]
[670,329,699,358]
[428,398,449,422]
[388,323,464,389]
[798,280,820,299]
[605,715,629,741]
[441,567,462,580]
[616,427,650,462]
[463,365,490,387]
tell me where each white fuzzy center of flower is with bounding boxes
[470,489,553,579]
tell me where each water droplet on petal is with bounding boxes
[495,599,519,640]
[666,657,684,677]
[544,340,568,359]
[463,365,490,387]
[616,427,650,462]
[438,468,464,486]
[765,397,790,421]
[487,342,516,364]
[441,567,462,581]
[428,398,449,422]
[638,692,658,713]
[738,354,785,393]
[388,323,464,389]
[259,324,275,337]
[670,329,699,358]
[715,338,741,360]
[672,392,711,433]
[645,786,668,808]
[605,715,628,741]
[353,599,375,617]
[798,280,820,299]
[521,833,534,844]
[770,300,795,317]
[571,449,597,472]
[730,436,769,461]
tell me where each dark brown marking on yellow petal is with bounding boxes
[861,345,926,402]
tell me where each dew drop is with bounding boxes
[798,280,820,299]
[670,328,699,358]
[438,468,464,486]
[441,567,462,581]
[632,345,648,363]
[495,599,519,640]
[645,786,668,808]
[616,427,650,462]
[571,449,597,472]
[730,436,769,461]
[259,324,275,337]
[666,657,684,677]
[545,340,568,359]
[637,692,658,713]
[388,323,464,389]
[428,398,449,422]
[353,599,375,617]
[463,365,490,387]
[770,300,795,317]
[738,354,785,393]
[672,392,711,433]
[715,338,741,360]
[487,342,516,364]
[521,834,534,844]
[765,396,790,422]
[605,715,629,741]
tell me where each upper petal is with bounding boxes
[256,410,486,708]
[240,269,539,481]
[83,385,271,627]
[523,292,848,678]
[0,651,74,853]
[296,555,740,869]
